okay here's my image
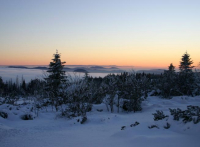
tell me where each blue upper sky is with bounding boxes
[0,0,200,67]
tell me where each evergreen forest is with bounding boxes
[0,51,200,122]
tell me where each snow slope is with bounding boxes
[0,96,200,147]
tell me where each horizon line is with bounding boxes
[0,64,170,69]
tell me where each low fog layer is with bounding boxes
[0,65,166,82]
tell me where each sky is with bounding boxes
[0,0,200,68]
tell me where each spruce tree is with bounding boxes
[159,63,177,98]
[45,50,67,110]
[169,63,175,72]
[179,52,194,72]
[178,52,195,95]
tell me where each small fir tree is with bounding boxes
[118,72,143,112]
[169,63,175,72]
[0,77,4,96]
[159,63,178,98]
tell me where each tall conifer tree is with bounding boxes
[45,50,67,110]
[178,52,195,95]
[179,52,194,72]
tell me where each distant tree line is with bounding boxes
[0,76,45,98]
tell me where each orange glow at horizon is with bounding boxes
[1,42,200,70]
[1,48,199,70]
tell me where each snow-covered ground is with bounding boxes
[0,96,200,147]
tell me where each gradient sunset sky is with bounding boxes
[0,0,200,68]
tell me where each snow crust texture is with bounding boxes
[0,96,200,147]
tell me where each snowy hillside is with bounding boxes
[1,96,200,147]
